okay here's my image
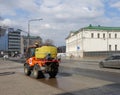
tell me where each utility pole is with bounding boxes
[28,18,43,47]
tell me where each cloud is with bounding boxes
[39,0,104,20]
[0,19,15,27]
[0,2,16,16]
[110,1,120,9]
[1,0,120,46]
[41,24,52,29]
[42,0,61,7]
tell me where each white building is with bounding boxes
[66,25,120,58]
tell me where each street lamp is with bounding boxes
[28,18,43,47]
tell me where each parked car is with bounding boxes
[99,54,120,68]
[3,55,9,60]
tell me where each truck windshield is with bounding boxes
[26,47,35,58]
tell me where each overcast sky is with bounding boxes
[0,0,120,46]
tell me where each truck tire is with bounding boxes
[24,63,31,76]
[33,64,44,79]
[48,63,58,78]
[49,71,58,78]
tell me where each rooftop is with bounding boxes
[66,25,120,39]
[83,24,120,31]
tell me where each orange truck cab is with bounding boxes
[24,45,60,79]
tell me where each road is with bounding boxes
[0,58,120,95]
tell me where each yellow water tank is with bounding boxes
[35,46,57,59]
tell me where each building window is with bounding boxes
[109,33,111,38]
[97,33,100,38]
[115,34,117,38]
[115,45,117,51]
[91,33,94,38]
[103,33,105,38]
[109,45,111,51]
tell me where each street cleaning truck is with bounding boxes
[24,45,60,79]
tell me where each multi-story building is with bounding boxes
[0,26,7,52]
[0,27,21,56]
[66,25,120,58]
[8,28,21,55]
[0,27,42,56]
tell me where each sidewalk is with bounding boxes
[62,56,105,62]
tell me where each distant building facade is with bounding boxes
[0,26,8,52]
[21,36,42,54]
[66,25,120,58]
[57,46,66,53]
[0,27,21,56]
[0,26,42,56]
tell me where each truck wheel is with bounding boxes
[33,65,40,79]
[49,71,58,78]
[24,63,31,76]
[33,65,44,79]
[48,64,58,78]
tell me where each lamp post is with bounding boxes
[28,18,43,47]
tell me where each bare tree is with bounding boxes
[44,39,54,46]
